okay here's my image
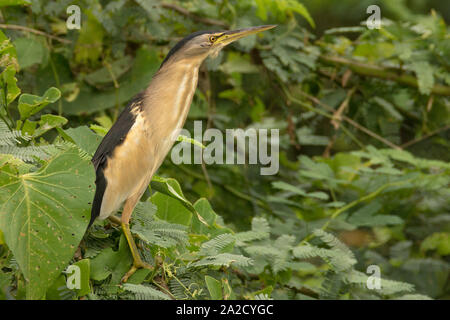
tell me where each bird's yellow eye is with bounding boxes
[209,36,216,42]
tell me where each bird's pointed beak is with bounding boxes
[215,25,277,46]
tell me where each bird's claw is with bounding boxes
[121,261,154,283]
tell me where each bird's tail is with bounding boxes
[88,167,107,229]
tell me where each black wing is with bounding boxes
[89,92,144,227]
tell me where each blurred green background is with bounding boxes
[0,0,449,300]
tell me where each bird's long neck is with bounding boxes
[141,58,203,143]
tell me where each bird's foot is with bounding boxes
[121,260,154,283]
[120,222,157,283]
[108,215,122,226]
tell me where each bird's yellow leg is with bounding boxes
[121,222,153,283]
[120,194,153,283]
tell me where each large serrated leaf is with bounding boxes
[0,147,95,299]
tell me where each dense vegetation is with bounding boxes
[0,0,449,300]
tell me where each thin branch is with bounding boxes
[161,3,228,28]
[279,82,367,148]
[331,87,356,130]
[401,125,450,149]
[319,55,450,96]
[293,89,402,150]
[0,23,71,44]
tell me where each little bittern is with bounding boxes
[89,25,276,281]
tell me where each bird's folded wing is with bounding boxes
[91,92,145,170]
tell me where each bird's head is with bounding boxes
[159,25,277,69]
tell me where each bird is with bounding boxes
[89,25,276,282]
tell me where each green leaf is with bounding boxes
[347,201,403,227]
[90,235,132,284]
[0,65,20,106]
[0,0,31,7]
[84,56,133,86]
[272,181,307,196]
[373,97,403,121]
[353,42,395,61]
[235,217,270,245]
[0,147,95,299]
[74,12,104,66]
[421,233,450,256]
[410,61,434,95]
[45,274,74,300]
[122,283,171,300]
[272,181,329,200]
[89,124,108,137]
[151,191,192,226]
[192,198,219,234]
[205,275,223,300]
[13,37,47,69]
[18,87,61,120]
[326,153,361,182]
[64,126,102,156]
[63,47,160,115]
[0,32,18,69]
[189,253,252,268]
[285,0,315,28]
[132,201,188,249]
[252,285,273,300]
[0,270,12,300]
[199,233,235,256]
[33,114,68,137]
[151,176,208,227]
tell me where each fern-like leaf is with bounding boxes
[122,284,171,300]
[189,253,253,268]
[199,233,235,256]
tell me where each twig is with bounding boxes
[161,3,228,28]
[319,55,450,96]
[103,61,120,89]
[287,112,301,149]
[152,278,176,300]
[401,125,450,149]
[280,83,367,148]
[331,87,356,130]
[426,95,434,112]
[294,89,402,150]
[0,23,71,44]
